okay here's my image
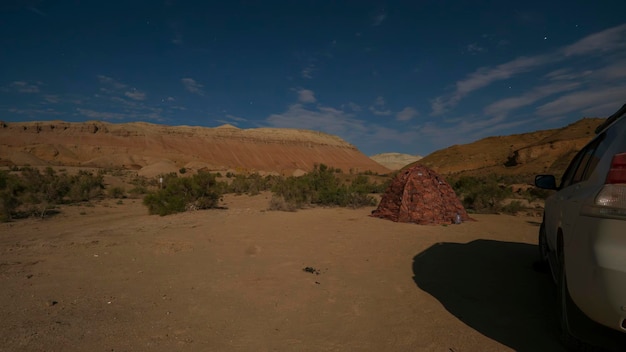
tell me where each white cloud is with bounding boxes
[124,90,146,101]
[372,12,387,26]
[225,114,247,123]
[97,75,126,89]
[535,85,626,117]
[396,107,418,121]
[76,108,128,120]
[267,103,367,137]
[265,99,425,154]
[369,96,392,116]
[43,95,60,103]
[430,23,626,115]
[563,24,626,56]
[342,102,362,112]
[297,89,316,103]
[301,64,315,79]
[466,43,485,54]
[484,82,581,118]
[11,81,41,93]
[181,78,205,95]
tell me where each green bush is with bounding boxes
[108,187,126,199]
[450,174,512,213]
[269,164,377,210]
[143,171,224,216]
[0,167,104,221]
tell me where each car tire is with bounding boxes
[539,222,549,263]
[535,222,555,278]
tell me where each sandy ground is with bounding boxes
[1,193,568,351]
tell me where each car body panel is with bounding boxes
[537,105,626,333]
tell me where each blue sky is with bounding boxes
[1,1,626,156]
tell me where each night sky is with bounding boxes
[2,1,626,155]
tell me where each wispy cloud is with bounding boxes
[76,108,128,120]
[535,86,626,117]
[484,82,581,118]
[97,75,146,100]
[430,24,626,116]
[267,103,366,138]
[466,43,485,54]
[301,64,315,79]
[369,96,392,116]
[432,55,554,115]
[297,89,316,103]
[396,107,418,121]
[43,95,60,103]
[124,89,147,101]
[372,11,387,26]
[181,77,205,95]
[97,75,126,90]
[11,81,42,93]
[8,107,61,116]
[563,23,626,56]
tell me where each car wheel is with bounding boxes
[538,222,549,263]
[534,222,554,278]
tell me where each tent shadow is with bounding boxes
[412,240,565,351]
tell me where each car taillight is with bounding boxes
[605,153,626,184]
[593,153,626,213]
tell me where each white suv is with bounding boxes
[535,103,626,350]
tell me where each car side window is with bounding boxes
[581,133,608,181]
[567,135,604,186]
[560,148,586,189]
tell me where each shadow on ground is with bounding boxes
[412,240,565,351]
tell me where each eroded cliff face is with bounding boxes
[415,118,604,177]
[0,121,390,176]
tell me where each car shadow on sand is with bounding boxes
[412,239,566,352]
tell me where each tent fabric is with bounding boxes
[370,165,471,225]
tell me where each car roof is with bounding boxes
[595,103,626,134]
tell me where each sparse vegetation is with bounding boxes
[269,164,380,210]
[108,186,126,199]
[0,167,104,221]
[143,171,224,216]
[448,174,513,213]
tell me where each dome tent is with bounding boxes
[370,164,471,225]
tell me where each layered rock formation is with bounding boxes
[0,121,390,176]
[415,118,604,177]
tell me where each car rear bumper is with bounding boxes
[566,217,626,333]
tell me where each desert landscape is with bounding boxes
[0,119,617,351]
[2,192,565,351]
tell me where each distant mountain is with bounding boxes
[370,153,422,170]
[0,121,390,177]
[413,118,605,178]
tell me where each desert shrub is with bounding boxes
[0,167,104,221]
[66,170,104,202]
[108,186,126,199]
[179,167,187,174]
[522,187,553,202]
[227,173,272,195]
[450,175,512,213]
[143,171,224,216]
[501,200,525,215]
[267,195,299,212]
[270,164,377,210]
[0,171,22,222]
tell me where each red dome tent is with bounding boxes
[370,165,471,225]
